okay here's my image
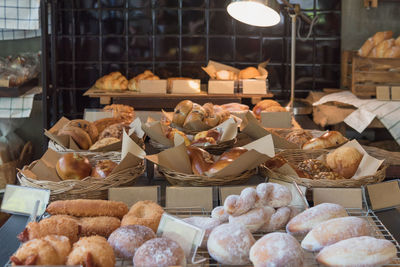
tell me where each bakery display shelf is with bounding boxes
[113,207,400,267]
[0,78,39,97]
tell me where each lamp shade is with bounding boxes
[227,0,280,27]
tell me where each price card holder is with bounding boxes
[260,111,292,128]
[157,213,205,264]
[83,108,113,122]
[108,186,160,207]
[1,185,50,217]
[166,187,213,211]
[313,187,364,209]
[365,180,400,211]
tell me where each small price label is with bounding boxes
[1,185,50,216]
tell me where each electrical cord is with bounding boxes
[297,14,319,41]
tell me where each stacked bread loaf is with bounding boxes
[359,31,400,58]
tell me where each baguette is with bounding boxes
[369,38,394,58]
[358,31,393,57]
[46,199,128,219]
[396,36,400,47]
[301,216,370,251]
[383,46,400,58]
[286,203,347,235]
[316,236,397,267]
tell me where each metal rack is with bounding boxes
[114,207,400,267]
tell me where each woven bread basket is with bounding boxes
[17,151,144,200]
[149,138,236,155]
[259,149,387,188]
[158,167,256,186]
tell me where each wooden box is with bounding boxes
[341,50,400,98]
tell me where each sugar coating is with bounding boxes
[260,206,291,232]
[229,207,268,233]
[224,187,257,216]
[211,206,229,223]
[133,237,185,267]
[250,232,304,267]
[207,223,255,265]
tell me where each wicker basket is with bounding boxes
[48,137,145,153]
[259,149,387,188]
[17,151,144,200]
[149,138,236,155]
[159,167,256,186]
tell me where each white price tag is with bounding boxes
[1,185,50,216]
[83,108,113,122]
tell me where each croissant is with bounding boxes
[95,72,128,90]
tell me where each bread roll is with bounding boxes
[239,66,260,79]
[302,131,348,150]
[224,187,258,216]
[56,153,92,180]
[229,207,269,233]
[249,232,304,267]
[396,36,400,47]
[384,45,400,58]
[259,206,291,232]
[207,223,255,265]
[301,216,370,251]
[65,119,99,143]
[186,146,214,175]
[316,236,397,267]
[95,72,128,90]
[285,129,313,147]
[98,123,130,140]
[133,237,186,267]
[93,117,125,135]
[369,38,394,58]
[89,137,120,151]
[206,159,233,175]
[326,146,363,178]
[286,203,348,235]
[252,100,282,119]
[218,147,248,161]
[183,103,206,127]
[358,37,375,57]
[58,125,93,150]
[91,160,117,178]
[182,217,221,248]
[172,100,193,126]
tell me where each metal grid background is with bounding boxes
[41,0,341,127]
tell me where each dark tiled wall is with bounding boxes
[51,0,340,118]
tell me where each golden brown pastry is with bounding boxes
[221,103,249,112]
[202,102,221,127]
[93,117,125,135]
[192,129,221,145]
[172,100,193,126]
[95,72,128,90]
[239,66,260,79]
[252,99,282,119]
[183,103,206,127]
[369,38,395,58]
[18,215,80,243]
[326,146,363,179]
[11,235,71,265]
[128,70,159,91]
[216,70,237,80]
[285,129,313,147]
[98,123,130,140]
[383,46,400,58]
[186,146,214,175]
[103,104,135,122]
[219,147,248,161]
[213,104,230,123]
[302,131,348,150]
[297,159,331,177]
[121,200,164,232]
[66,236,115,267]
[396,36,400,47]
[313,171,345,180]
[46,199,129,219]
[78,216,121,238]
[164,127,191,146]
[89,137,120,151]
[56,153,92,180]
[64,120,99,143]
[91,160,118,178]
[358,31,393,57]
[57,125,93,150]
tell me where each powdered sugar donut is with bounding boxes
[211,206,229,223]
[207,223,255,265]
[260,207,291,232]
[255,183,274,207]
[133,237,186,267]
[182,217,221,248]
[107,225,156,259]
[288,206,301,220]
[250,232,304,267]
[229,207,270,233]
[224,187,257,216]
[265,183,292,208]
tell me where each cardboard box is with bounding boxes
[260,111,292,128]
[242,79,267,95]
[138,79,167,94]
[170,79,201,94]
[208,80,235,94]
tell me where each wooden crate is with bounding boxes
[341,50,400,98]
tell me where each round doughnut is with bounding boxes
[228,207,270,233]
[207,223,255,265]
[260,206,291,232]
[133,237,186,267]
[224,187,257,216]
[257,183,292,208]
[182,217,221,248]
[250,232,304,267]
[107,225,156,259]
[211,206,229,223]
[121,201,164,233]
